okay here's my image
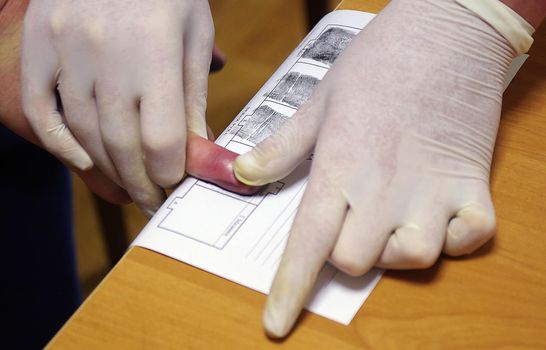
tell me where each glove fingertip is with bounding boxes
[233,153,271,186]
[263,305,290,339]
[74,151,94,171]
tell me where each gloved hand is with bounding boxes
[233,0,533,338]
[21,0,215,215]
[1,0,131,204]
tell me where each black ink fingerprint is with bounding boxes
[269,72,320,108]
[238,105,289,144]
[302,27,355,65]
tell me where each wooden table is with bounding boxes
[48,1,546,348]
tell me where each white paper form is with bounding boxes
[133,10,528,325]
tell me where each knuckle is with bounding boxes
[82,19,106,48]
[400,241,438,269]
[448,211,497,244]
[448,210,497,255]
[143,132,184,157]
[330,252,370,277]
[48,10,68,37]
[470,212,497,238]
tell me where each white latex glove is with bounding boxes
[233,0,532,338]
[21,0,214,214]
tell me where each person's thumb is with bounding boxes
[233,102,323,186]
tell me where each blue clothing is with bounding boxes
[1,125,80,349]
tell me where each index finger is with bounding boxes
[263,164,347,338]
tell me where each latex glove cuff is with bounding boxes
[457,0,534,55]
